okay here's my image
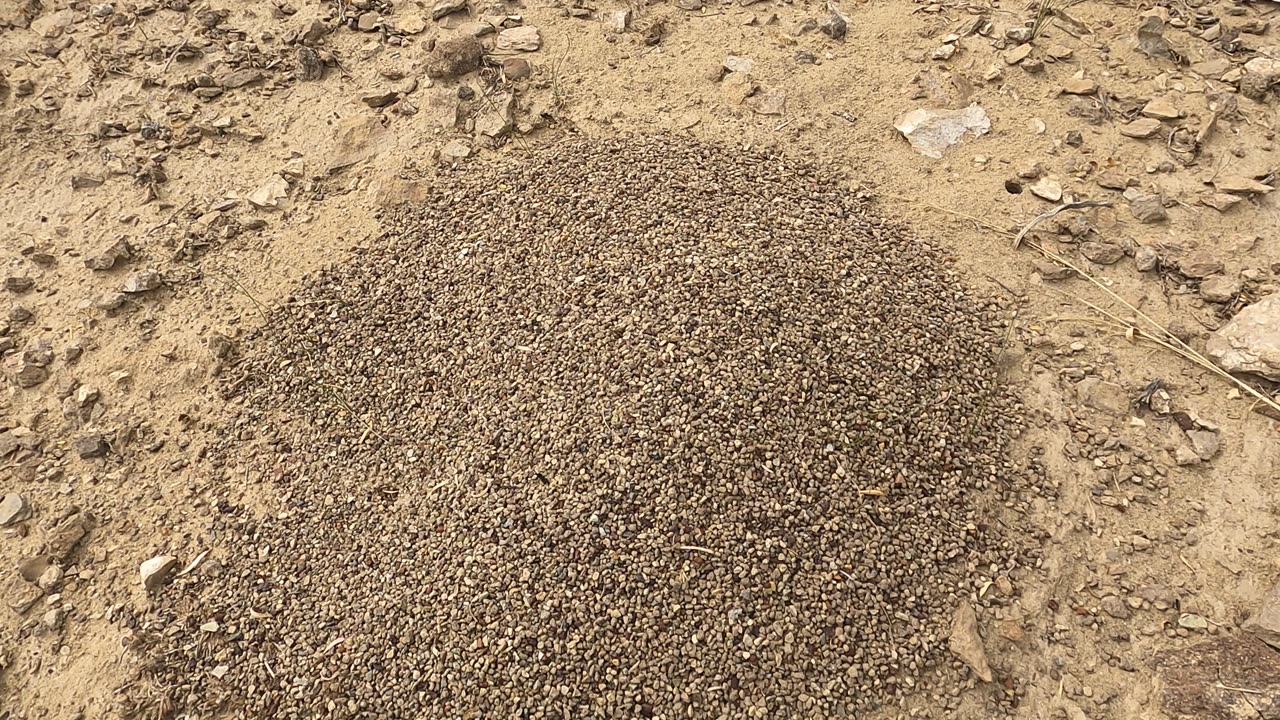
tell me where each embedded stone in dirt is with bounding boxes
[1206,295,1280,381]
[140,555,179,590]
[423,35,483,78]
[135,137,1039,719]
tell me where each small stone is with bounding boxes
[431,0,466,20]
[296,47,325,81]
[1101,595,1131,619]
[496,26,541,52]
[395,15,427,34]
[948,601,993,682]
[70,174,104,189]
[75,433,109,459]
[361,89,400,108]
[1016,162,1042,180]
[1199,275,1241,303]
[1179,252,1222,279]
[1190,59,1232,78]
[0,493,31,527]
[356,12,379,31]
[608,9,631,32]
[1045,44,1073,59]
[36,565,63,591]
[1004,43,1032,65]
[219,68,263,89]
[423,35,484,78]
[1244,579,1280,649]
[1178,613,1209,630]
[123,269,162,293]
[819,10,847,39]
[140,555,179,591]
[723,55,754,76]
[4,276,33,293]
[1119,118,1162,138]
[677,0,703,8]
[1005,27,1032,43]
[441,139,473,161]
[502,57,531,80]
[41,608,64,631]
[1096,170,1130,190]
[84,238,132,270]
[14,363,48,388]
[1061,77,1097,94]
[1029,177,1063,202]
[249,176,290,209]
[1129,194,1168,224]
[1176,444,1201,466]
[1079,241,1124,265]
[1213,176,1274,195]
[1134,246,1159,272]
[1033,259,1073,281]
[1201,193,1243,212]
[47,514,88,561]
[1020,58,1044,73]
[1206,295,1280,381]
[7,582,42,614]
[1141,97,1181,119]
[1076,377,1130,415]
[94,292,127,311]
[1186,429,1220,461]
[931,43,956,60]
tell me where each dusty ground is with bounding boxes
[1,0,1279,716]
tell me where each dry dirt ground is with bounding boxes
[2,0,1280,717]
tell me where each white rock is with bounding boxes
[893,104,990,159]
[122,269,162,293]
[140,555,179,591]
[495,26,541,52]
[0,493,30,526]
[1206,295,1280,381]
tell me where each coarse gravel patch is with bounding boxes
[126,136,1044,719]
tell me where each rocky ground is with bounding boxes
[2,0,1279,717]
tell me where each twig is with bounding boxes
[831,111,857,124]
[1012,199,1113,250]
[677,545,721,556]
[162,34,191,74]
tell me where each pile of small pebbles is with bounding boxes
[135,137,1037,718]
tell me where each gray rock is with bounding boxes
[1179,252,1223,279]
[1033,259,1073,281]
[75,433,109,459]
[84,240,132,271]
[495,26,540,52]
[1101,595,1130,619]
[1206,295,1280,381]
[1129,194,1168,224]
[1079,241,1124,265]
[36,565,63,591]
[4,276,33,293]
[14,362,48,388]
[1075,377,1130,415]
[140,555,179,590]
[122,269,162,293]
[1245,579,1280,649]
[0,493,31,526]
[1199,275,1241,303]
[431,0,466,20]
[948,601,992,682]
[1186,429,1220,461]
[1134,246,1159,272]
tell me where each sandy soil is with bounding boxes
[2,0,1279,717]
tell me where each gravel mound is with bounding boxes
[134,137,1037,719]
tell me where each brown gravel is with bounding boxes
[128,137,1043,719]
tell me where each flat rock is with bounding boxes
[7,580,42,614]
[1129,194,1167,223]
[1206,295,1280,381]
[123,269,162,293]
[1189,58,1232,78]
[431,0,467,20]
[1179,252,1222,279]
[424,35,484,77]
[1186,429,1220,461]
[0,493,31,526]
[248,175,290,209]
[502,57,531,80]
[948,601,993,682]
[141,554,179,590]
[496,25,541,52]
[441,139,472,161]
[361,89,400,108]
[1003,43,1032,65]
[1134,246,1159,272]
[1141,97,1181,119]
[1119,118,1162,138]
[723,55,754,75]
[1061,76,1097,94]
[1213,176,1274,195]
[1101,595,1130,619]
[1244,579,1280,649]
[47,514,89,561]
[1201,192,1244,212]
[219,68,264,89]
[1076,377,1130,415]
[747,86,786,115]
[75,433,109,459]
[13,362,48,388]
[1079,241,1124,264]
[84,238,133,270]
[1199,275,1241,303]
[1096,170,1131,190]
[1029,177,1062,202]
[1033,259,1073,280]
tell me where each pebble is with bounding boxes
[1141,97,1181,119]
[1206,295,1280,381]
[0,493,31,527]
[1198,275,1240,303]
[1004,43,1032,65]
[1134,246,1159,271]
[1129,194,1168,224]
[1030,177,1063,202]
[1179,252,1223,279]
[1213,176,1274,195]
[1244,579,1280,648]
[74,434,109,459]
[501,57,531,80]
[495,25,541,52]
[140,555,179,591]
[1119,118,1162,138]
[122,269,162,293]
[1079,241,1124,265]
[1061,77,1097,94]
[1101,596,1131,619]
